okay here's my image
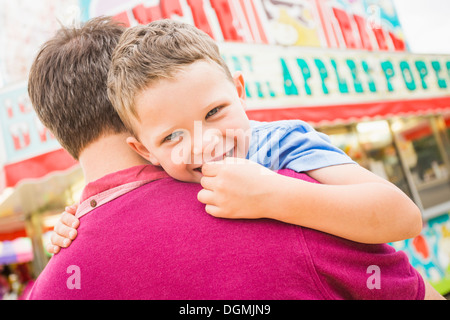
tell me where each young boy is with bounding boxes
[50,19,421,252]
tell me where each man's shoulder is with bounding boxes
[300,227,425,300]
[27,253,76,299]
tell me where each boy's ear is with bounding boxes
[126,136,160,166]
[233,71,246,100]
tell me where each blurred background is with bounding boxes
[0,0,450,299]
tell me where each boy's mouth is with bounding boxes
[194,167,202,173]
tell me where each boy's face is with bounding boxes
[128,60,251,183]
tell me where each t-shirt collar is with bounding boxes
[80,165,169,202]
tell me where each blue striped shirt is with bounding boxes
[247,120,355,172]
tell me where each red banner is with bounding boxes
[3,149,78,188]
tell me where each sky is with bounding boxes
[393,0,450,54]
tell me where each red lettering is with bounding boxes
[210,0,243,42]
[187,0,214,38]
[160,0,183,19]
[19,102,26,113]
[39,131,47,143]
[389,31,406,51]
[113,11,131,27]
[12,133,21,150]
[236,0,268,43]
[353,14,373,51]
[132,4,162,24]
[10,126,30,150]
[5,101,13,118]
[132,4,148,24]
[37,123,51,143]
[332,7,358,49]
[372,27,388,50]
[146,5,163,21]
[23,131,30,146]
[248,0,268,44]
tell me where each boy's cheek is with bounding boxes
[236,132,251,159]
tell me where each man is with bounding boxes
[26,17,443,300]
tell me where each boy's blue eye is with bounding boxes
[206,107,221,119]
[163,131,183,142]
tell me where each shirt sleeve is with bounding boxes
[249,120,355,172]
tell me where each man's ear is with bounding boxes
[126,136,160,166]
[233,71,246,100]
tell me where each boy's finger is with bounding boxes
[222,157,245,165]
[61,211,80,229]
[50,231,72,249]
[200,176,215,191]
[201,161,223,177]
[54,220,78,241]
[204,204,222,217]
[65,205,77,214]
[46,243,60,255]
[197,188,216,205]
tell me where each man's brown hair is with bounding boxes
[107,19,233,137]
[28,16,127,160]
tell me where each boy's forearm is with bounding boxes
[263,174,422,244]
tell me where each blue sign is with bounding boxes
[0,83,61,164]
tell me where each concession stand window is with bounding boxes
[391,116,450,216]
[318,121,413,200]
[319,115,450,219]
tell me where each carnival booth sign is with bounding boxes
[219,43,450,124]
[0,83,78,190]
[80,0,407,51]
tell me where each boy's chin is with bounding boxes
[187,174,203,184]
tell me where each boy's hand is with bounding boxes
[46,204,80,254]
[198,157,279,219]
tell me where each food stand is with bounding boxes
[0,82,82,277]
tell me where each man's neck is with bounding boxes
[79,133,149,184]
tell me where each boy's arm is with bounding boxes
[46,205,79,254]
[294,163,422,243]
[424,280,446,300]
[198,158,422,244]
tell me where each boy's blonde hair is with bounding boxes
[107,19,233,136]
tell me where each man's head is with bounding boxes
[108,19,251,183]
[28,17,127,160]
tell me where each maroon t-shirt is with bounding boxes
[28,165,424,299]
